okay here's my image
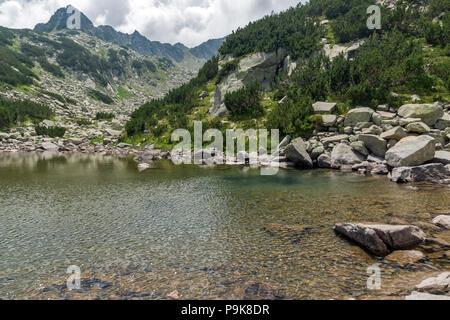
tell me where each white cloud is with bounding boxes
[0,0,300,47]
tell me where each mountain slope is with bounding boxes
[125,0,449,149]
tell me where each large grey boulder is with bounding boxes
[334,223,426,257]
[211,49,287,116]
[385,135,435,167]
[321,114,337,127]
[284,138,313,168]
[389,163,450,184]
[317,153,331,168]
[321,134,349,145]
[358,134,387,157]
[313,102,336,114]
[406,121,431,134]
[344,107,374,127]
[41,142,59,151]
[397,104,444,126]
[331,143,365,169]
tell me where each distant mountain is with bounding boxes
[189,38,226,60]
[34,6,222,62]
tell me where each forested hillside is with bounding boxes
[125,0,449,147]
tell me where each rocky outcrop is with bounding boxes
[385,135,435,168]
[313,102,336,114]
[284,138,313,168]
[210,49,287,117]
[433,151,450,165]
[397,104,444,126]
[389,163,450,184]
[331,143,365,169]
[334,223,426,257]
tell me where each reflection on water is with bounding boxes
[0,152,449,300]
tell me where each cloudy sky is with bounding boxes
[0,0,300,47]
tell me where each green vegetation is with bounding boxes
[95,112,115,121]
[215,59,239,84]
[39,90,76,105]
[224,82,263,117]
[37,57,65,78]
[35,125,66,138]
[117,86,134,99]
[89,89,114,105]
[121,0,450,143]
[131,59,157,75]
[0,45,37,87]
[0,98,53,129]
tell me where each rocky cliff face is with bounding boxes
[210,49,294,117]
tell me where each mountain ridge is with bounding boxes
[34,6,223,62]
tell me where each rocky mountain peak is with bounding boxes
[34,6,95,34]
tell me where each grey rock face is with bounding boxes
[397,104,444,126]
[313,102,337,114]
[389,163,450,184]
[380,126,407,141]
[358,134,387,157]
[344,107,374,127]
[385,135,435,167]
[211,49,287,117]
[40,142,59,151]
[331,143,365,169]
[317,153,331,168]
[415,272,450,294]
[284,138,313,168]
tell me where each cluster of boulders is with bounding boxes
[278,101,450,184]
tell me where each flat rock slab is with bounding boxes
[384,250,425,267]
[313,102,336,114]
[334,223,426,257]
[433,151,450,165]
[397,104,444,126]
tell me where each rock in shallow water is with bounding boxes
[389,163,450,184]
[334,223,426,257]
[433,215,450,230]
[415,272,450,294]
[331,143,365,169]
[264,223,311,243]
[384,250,425,267]
[405,292,450,300]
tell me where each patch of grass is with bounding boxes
[117,86,134,99]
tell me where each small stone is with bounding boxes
[384,250,425,267]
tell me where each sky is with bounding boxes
[0,0,301,47]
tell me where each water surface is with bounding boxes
[0,153,449,299]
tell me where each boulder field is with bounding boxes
[279,102,450,185]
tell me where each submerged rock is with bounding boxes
[264,223,311,243]
[385,135,435,168]
[334,223,426,257]
[384,250,425,267]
